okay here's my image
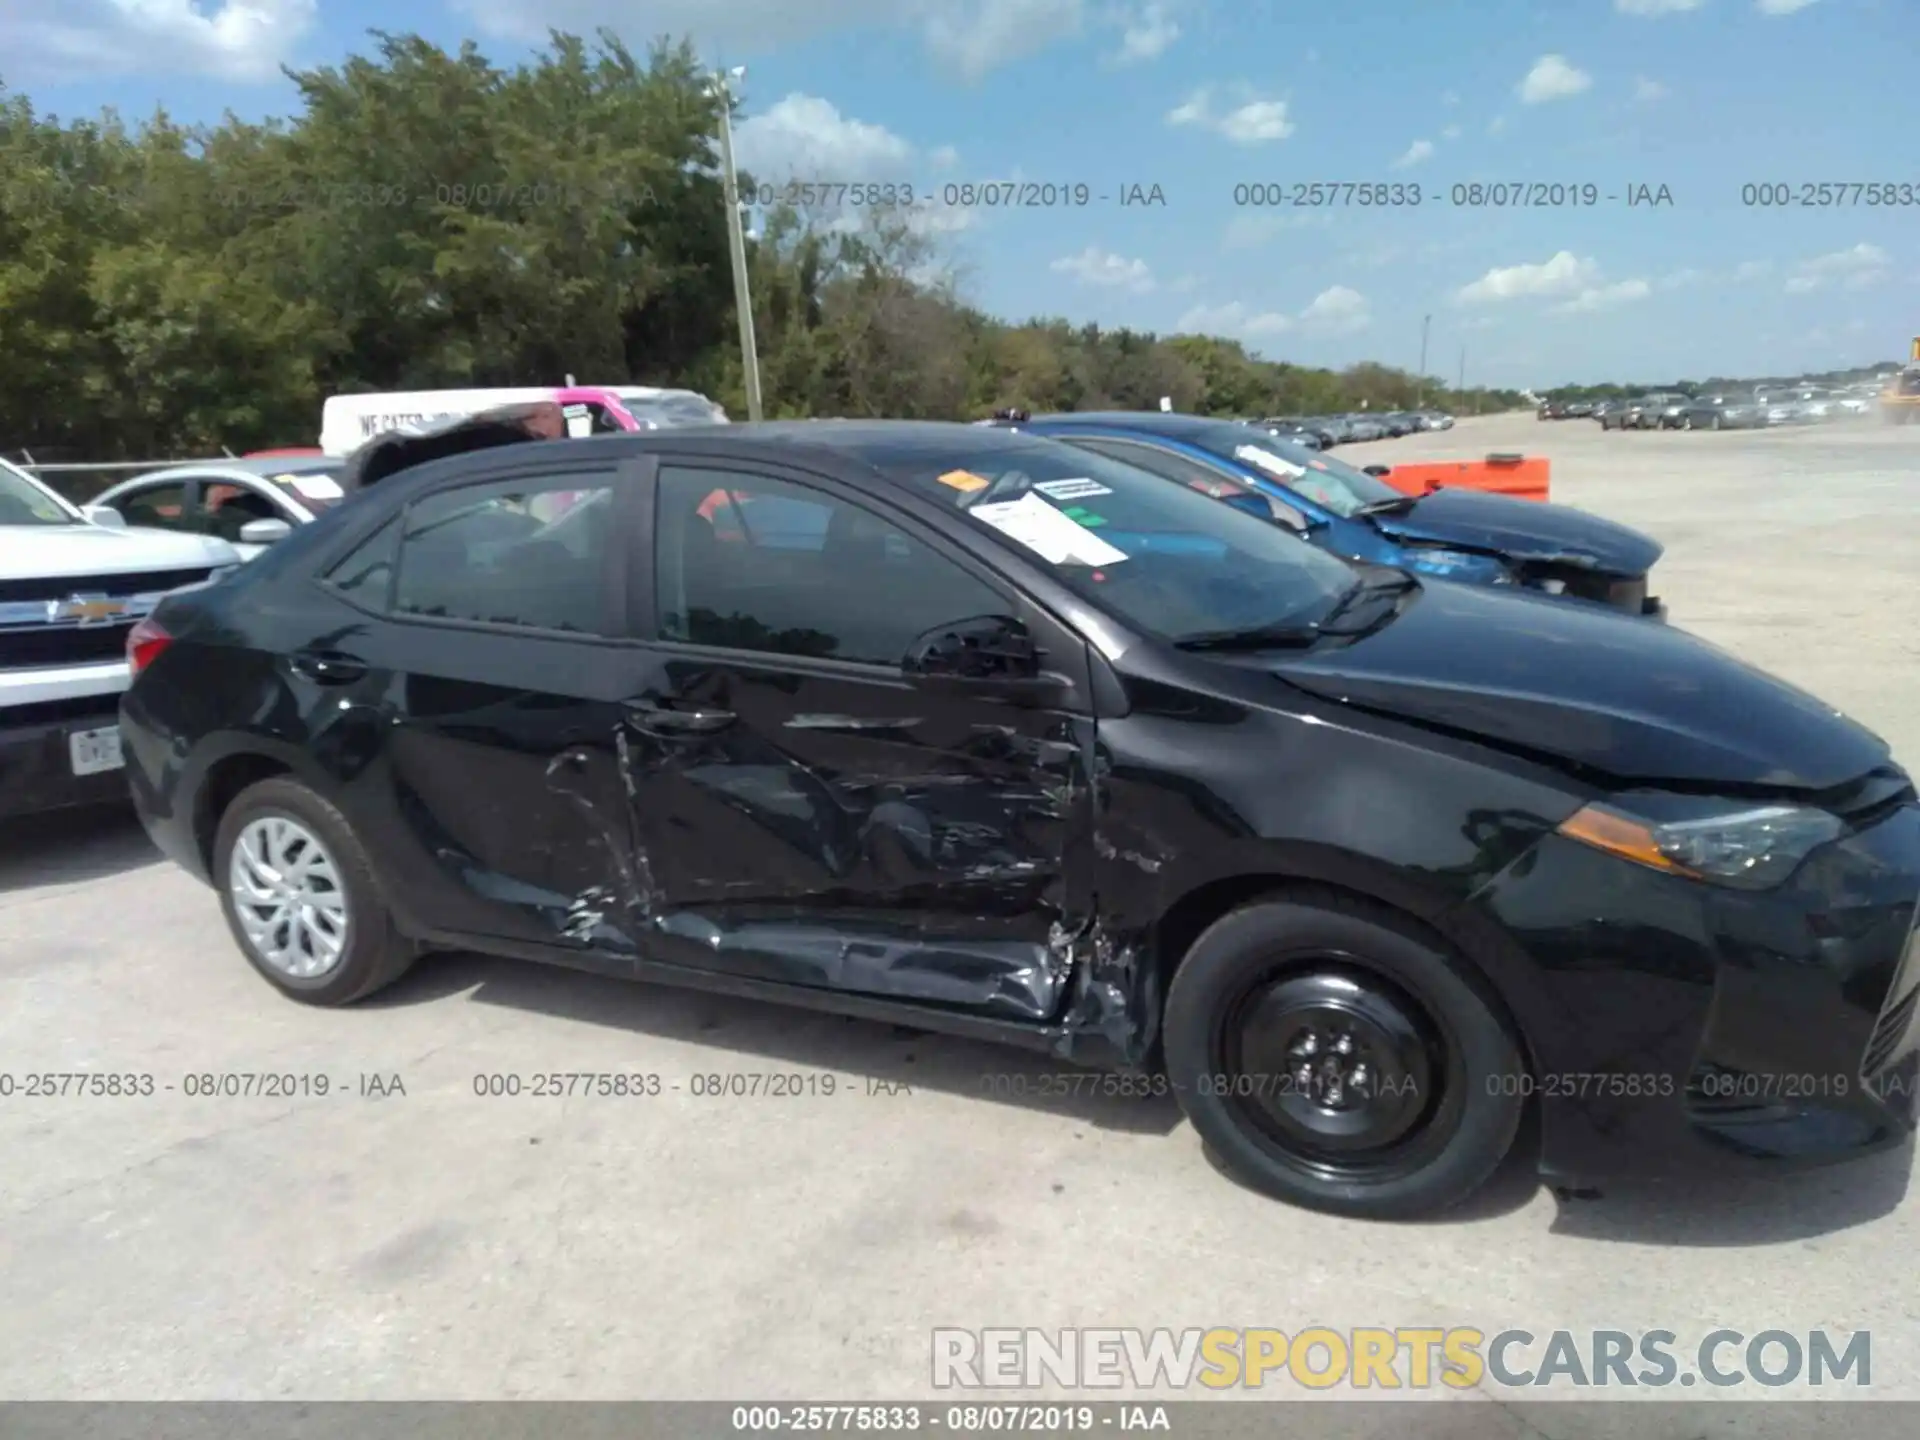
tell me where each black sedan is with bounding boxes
[120,417,1920,1220]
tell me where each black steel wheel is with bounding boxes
[1163,892,1526,1219]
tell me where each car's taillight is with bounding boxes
[127,617,173,675]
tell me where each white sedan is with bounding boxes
[91,458,347,560]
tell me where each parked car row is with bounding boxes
[1257,410,1455,448]
[9,400,1919,1225]
[1552,382,1889,432]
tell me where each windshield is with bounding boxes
[621,391,726,426]
[250,465,347,513]
[0,458,79,526]
[1166,419,1403,519]
[876,438,1358,643]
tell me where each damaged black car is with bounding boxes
[120,417,1920,1219]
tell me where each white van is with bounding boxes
[319,385,727,455]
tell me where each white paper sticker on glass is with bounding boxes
[1234,444,1307,480]
[283,472,345,500]
[1034,477,1113,501]
[970,493,1129,566]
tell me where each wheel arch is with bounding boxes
[193,749,296,873]
[1147,861,1547,1084]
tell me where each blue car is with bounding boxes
[1011,411,1666,618]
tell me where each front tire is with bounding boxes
[1163,893,1525,1219]
[213,776,416,1005]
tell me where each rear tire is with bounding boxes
[1163,893,1526,1220]
[212,776,416,1006]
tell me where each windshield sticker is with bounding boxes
[970,492,1129,566]
[1059,505,1109,528]
[937,469,991,493]
[279,472,344,500]
[1034,477,1112,501]
[1234,444,1307,480]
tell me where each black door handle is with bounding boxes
[622,697,736,733]
[289,650,367,684]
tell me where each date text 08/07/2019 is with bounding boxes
[1230,182,1674,208]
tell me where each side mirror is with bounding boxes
[239,517,293,545]
[1363,464,1391,478]
[902,615,1057,701]
[82,504,126,528]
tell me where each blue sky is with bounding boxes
[4,0,1914,387]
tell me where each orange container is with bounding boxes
[1376,453,1550,502]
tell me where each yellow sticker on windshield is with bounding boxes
[938,469,990,492]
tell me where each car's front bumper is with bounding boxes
[1469,795,1920,1184]
[0,697,132,821]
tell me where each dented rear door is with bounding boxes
[616,458,1096,1023]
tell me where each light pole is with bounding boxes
[1416,314,1431,407]
[711,65,764,422]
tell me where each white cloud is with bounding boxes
[1299,285,1371,334]
[1109,1,1178,63]
[733,94,919,180]
[1167,86,1295,143]
[1392,139,1435,169]
[1615,0,1703,14]
[924,0,1085,79]
[1176,300,1293,338]
[1456,251,1601,304]
[1552,279,1652,313]
[442,0,1084,83]
[1658,268,1704,289]
[1488,115,1508,135]
[1784,243,1890,293]
[1634,77,1668,101]
[1757,0,1819,13]
[1178,286,1370,341]
[1731,259,1773,281]
[1221,212,1333,248]
[1518,55,1592,104]
[0,0,315,80]
[1442,89,1461,106]
[1441,124,1462,140]
[1169,274,1200,293]
[1050,246,1155,292]
[929,145,960,170]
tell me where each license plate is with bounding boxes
[69,726,124,776]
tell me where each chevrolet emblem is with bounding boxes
[48,594,128,626]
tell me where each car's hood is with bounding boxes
[1268,579,1887,790]
[1367,487,1662,576]
[0,523,238,581]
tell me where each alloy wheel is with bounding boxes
[228,814,352,977]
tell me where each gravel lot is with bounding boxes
[3,412,1919,1413]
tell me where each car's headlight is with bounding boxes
[1402,548,1511,582]
[1557,796,1843,889]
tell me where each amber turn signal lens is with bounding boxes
[1556,804,1689,875]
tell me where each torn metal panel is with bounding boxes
[650,914,1067,1020]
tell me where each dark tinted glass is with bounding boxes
[323,516,401,604]
[656,466,1003,666]
[392,477,614,633]
[117,482,194,531]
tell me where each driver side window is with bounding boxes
[654,466,1004,667]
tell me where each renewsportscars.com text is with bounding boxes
[931,1327,1871,1390]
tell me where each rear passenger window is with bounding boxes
[655,466,1002,666]
[392,476,614,633]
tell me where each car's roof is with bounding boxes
[115,456,344,484]
[1021,411,1240,438]
[365,419,1073,495]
